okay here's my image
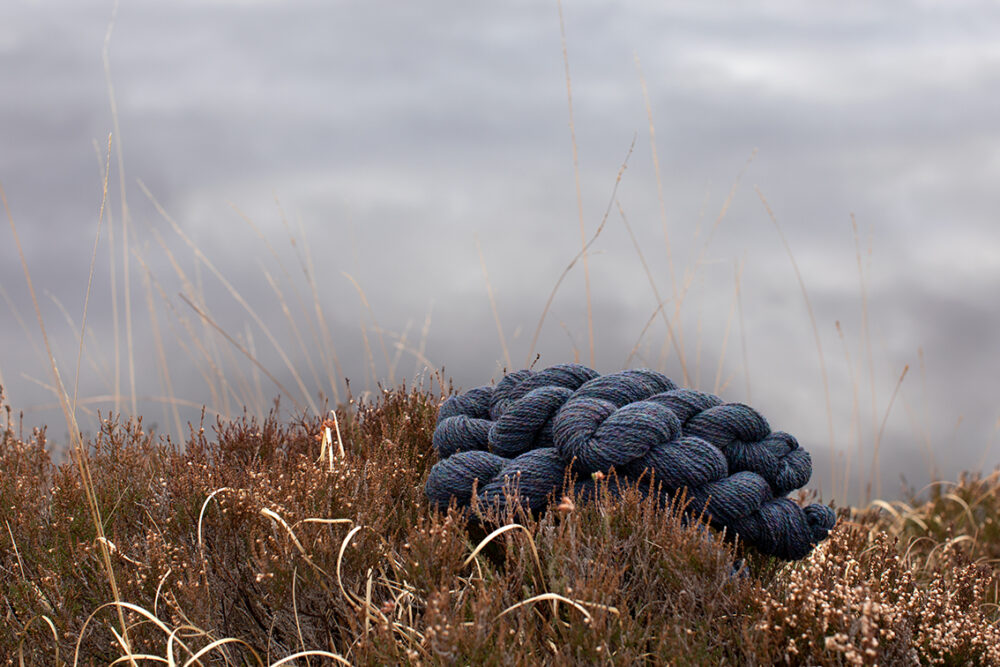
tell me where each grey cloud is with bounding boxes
[2,0,999,505]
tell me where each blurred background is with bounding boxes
[2,0,999,505]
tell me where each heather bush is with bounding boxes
[2,385,998,665]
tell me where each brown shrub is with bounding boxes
[2,385,998,665]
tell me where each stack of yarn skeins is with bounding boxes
[425,364,836,561]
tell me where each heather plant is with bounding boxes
[867,471,1000,576]
[3,384,999,665]
[749,522,1000,665]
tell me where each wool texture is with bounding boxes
[425,363,837,561]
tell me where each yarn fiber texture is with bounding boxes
[425,363,836,561]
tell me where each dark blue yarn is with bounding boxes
[488,386,575,457]
[623,435,728,492]
[554,399,683,473]
[432,414,491,458]
[478,447,569,512]
[684,403,807,495]
[488,370,534,420]
[489,364,600,417]
[486,364,601,421]
[425,364,837,561]
[568,369,677,407]
[437,386,492,424]
[645,388,722,420]
[687,470,772,526]
[425,449,507,509]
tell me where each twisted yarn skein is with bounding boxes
[425,364,836,561]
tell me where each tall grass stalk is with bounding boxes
[282,204,345,404]
[635,51,686,384]
[233,204,326,402]
[178,294,303,414]
[526,138,635,367]
[102,0,137,418]
[2,179,135,660]
[139,181,320,416]
[735,256,751,402]
[343,272,394,391]
[852,214,879,493]
[617,202,687,383]
[756,186,836,493]
[557,0,595,368]
[475,234,512,371]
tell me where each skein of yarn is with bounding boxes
[425,364,836,561]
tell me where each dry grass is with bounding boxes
[2,383,998,665]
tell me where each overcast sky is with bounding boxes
[2,0,999,504]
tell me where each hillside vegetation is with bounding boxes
[2,384,998,665]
